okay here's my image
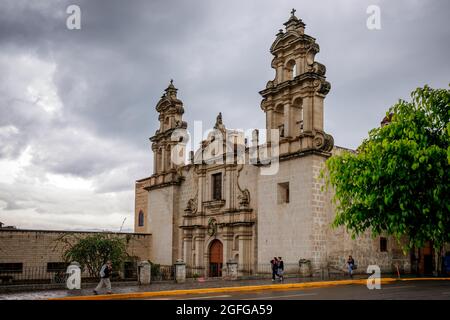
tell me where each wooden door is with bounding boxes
[209,240,223,277]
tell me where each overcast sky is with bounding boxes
[0,0,448,232]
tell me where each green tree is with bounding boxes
[322,85,449,253]
[61,234,129,277]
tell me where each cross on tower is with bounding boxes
[291,8,296,16]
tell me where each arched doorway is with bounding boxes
[209,240,223,277]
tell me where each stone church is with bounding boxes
[134,11,410,277]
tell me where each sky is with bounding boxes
[0,0,448,232]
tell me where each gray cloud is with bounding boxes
[0,0,448,230]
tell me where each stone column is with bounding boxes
[183,233,193,266]
[284,102,294,137]
[166,146,172,170]
[197,173,205,213]
[175,260,186,283]
[222,230,234,264]
[168,145,174,169]
[152,146,158,174]
[66,261,81,290]
[161,146,166,172]
[312,95,324,131]
[138,261,151,285]
[194,234,205,269]
[225,168,234,210]
[276,64,283,83]
[303,96,313,133]
[266,109,273,143]
[239,232,253,274]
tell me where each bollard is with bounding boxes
[226,260,238,280]
[138,261,151,285]
[174,260,186,284]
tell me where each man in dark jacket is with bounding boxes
[270,257,278,282]
[93,260,112,295]
[277,257,284,281]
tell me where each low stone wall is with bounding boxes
[0,229,152,276]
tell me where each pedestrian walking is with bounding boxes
[93,260,113,295]
[347,255,355,278]
[277,257,284,281]
[270,257,279,282]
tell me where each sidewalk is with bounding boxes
[0,275,366,300]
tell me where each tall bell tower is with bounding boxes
[150,80,187,175]
[143,80,187,265]
[259,9,333,154]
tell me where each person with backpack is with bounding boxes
[93,260,113,295]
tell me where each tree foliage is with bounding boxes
[61,233,129,277]
[323,85,449,250]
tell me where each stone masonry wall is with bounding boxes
[148,186,175,265]
[0,229,152,268]
[257,156,314,266]
[323,147,411,274]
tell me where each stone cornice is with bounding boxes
[252,148,331,168]
[259,72,326,98]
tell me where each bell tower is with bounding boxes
[259,9,333,154]
[150,80,187,175]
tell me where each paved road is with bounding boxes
[144,281,450,300]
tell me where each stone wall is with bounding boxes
[326,227,410,274]
[148,186,176,265]
[323,147,411,274]
[257,155,315,266]
[0,229,152,268]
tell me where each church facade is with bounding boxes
[134,12,410,277]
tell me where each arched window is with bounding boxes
[286,60,297,80]
[138,210,144,227]
[293,97,304,134]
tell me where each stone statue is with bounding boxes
[214,112,226,131]
[238,189,251,209]
[185,197,197,214]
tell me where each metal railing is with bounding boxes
[151,265,174,281]
[0,266,137,286]
[0,267,72,286]
[186,266,206,279]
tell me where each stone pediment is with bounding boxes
[270,31,312,53]
[155,97,184,113]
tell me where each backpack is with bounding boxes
[99,265,107,278]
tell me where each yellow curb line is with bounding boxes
[49,277,450,300]
[48,278,390,300]
[399,277,450,281]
